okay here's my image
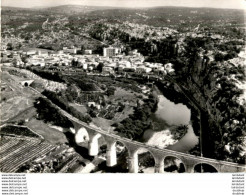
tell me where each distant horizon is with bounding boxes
[2,0,245,10]
[2,3,245,10]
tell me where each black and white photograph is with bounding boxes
[0,0,245,176]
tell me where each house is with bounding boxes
[57,50,64,55]
[28,58,45,67]
[13,58,24,66]
[37,50,49,56]
[83,63,88,70]
[102,66,114,74]
[117,65,125,72]
[157,66,165,72]
[123,67,136,72]
[88,102,101,110]
[164,63,175,73]
[136,66,147,73]
[88,66,94,71]
[26,50,36,56]
[63,47,77,54]
[84,50,92,55]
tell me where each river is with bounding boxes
[142,95,199,153]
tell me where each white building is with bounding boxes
[84,50,92,55]
[164,63,175,73]
[83,64,88,70]
[88,102,101,110]
[103,47,121,57]
[63,47,77,54]
[25,50,36,56]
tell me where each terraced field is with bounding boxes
[0,136,56,172]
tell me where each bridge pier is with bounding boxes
[128,152,138,173]
[155,159,164,173]
[185,164,194,173]
[88,140,98,156]
[88,134,101,156]
[106,142,117,167]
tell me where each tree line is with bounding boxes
[42,90,92,124]
[34,97,73,128]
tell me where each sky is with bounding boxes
[1,0,245,9]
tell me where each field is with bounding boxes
[1,67,70,145]
[69,103,87,114]
[0,134,83,173]
[18,143,84,173]
[0,136,56,172]
[0,125,42,138]
[0,71,86,173]
[108,87,146,105]
[113,105,134,122]
[1,70,39,122]
[112,87,137,100]
[1,97,34,122]
[25,118,68,144]
[91,117,114,132]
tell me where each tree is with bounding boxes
[7,43,13,50]
[224,51,237,61]
[71,59,78,67]
[16,43,22,50]
[152,31,158,36]
[93,45,103,55]
[106,86,116,96]
[124,46,131,56]
[66,85,79,101]
[88,108,97,118]
[80,45,85,55]
[214,53,225,62]
[97,62,104,73]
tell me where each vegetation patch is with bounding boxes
[113,93,158,140]
[41,90,92,123]
[0,125,41,138]
[171,125,189,140]
[34,97,73,128]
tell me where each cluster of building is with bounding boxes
[1,45,175,76]
[105,21,178,41]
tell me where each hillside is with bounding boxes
[2,5,244,28]
[85,6,244,28]
[1,5,244,52]
[32,5,118,14]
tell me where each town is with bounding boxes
[1,46,175,75]
[0,5,245,174]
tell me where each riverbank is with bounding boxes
[142,129,177,148]
[155,80,201,137]
[140,92,197,151]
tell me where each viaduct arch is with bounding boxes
[163,156,186,173]
[54,102,246,173]
[193,163,219,173]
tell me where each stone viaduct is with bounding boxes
[10,66,245,173]
[58,108,245,173]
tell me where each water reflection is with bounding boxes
[155,96,190,125]
[143,95,199,153]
